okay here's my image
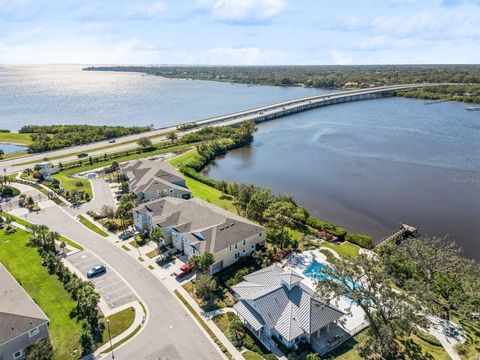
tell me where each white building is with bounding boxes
[133,197,266,273]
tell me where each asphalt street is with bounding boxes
[19,201,222,360]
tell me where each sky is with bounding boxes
[0,0,479,65]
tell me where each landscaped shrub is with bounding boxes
[306,216,347,237]
[414,329,442,346]
[345,233,373,249]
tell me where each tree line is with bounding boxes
[177,121,372,248]
[84,65,480,103]
[19,124,151,153]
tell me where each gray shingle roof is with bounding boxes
[0,264,49,345]
[232,265,344,342]
[133,197,265,254]
[121,159,189,194]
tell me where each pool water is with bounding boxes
[304,260,358,291]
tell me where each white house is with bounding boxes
[120,159,191,203]
[232,265,348,355]
[133,197,266,273]
[37,162,58,181]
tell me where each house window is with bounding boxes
[251,245,254,249]
[229,246,232,251]
[243,249,245,253]
[259,232,262,237]
[234,252,240,259]
[243,240,246,245]
[235,244,238,249]
[29,327,39,337]
[13,350,23,359]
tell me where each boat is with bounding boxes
[465,106,480,111]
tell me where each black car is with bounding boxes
[77,153,88,158]
[87,265,106,278]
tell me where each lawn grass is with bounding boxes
[145,249,160,258]
[129,240,139,248]
[101,307,135,343]
[121,244,131,251]
[52,173,93,199]
[0,229,82,359]
[77,215,109,237]
[1,212,84,250]
[148,264,155,270]
[243,351,264,360]
[184,176,236,213]
[0,132,33,145]
[174,290,233,360]
[168,148,198,168]
[330,330,450,360]
[458,319,480,359]
[321,241,360,258]
[1,150,28,160]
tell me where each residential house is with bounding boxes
[0,264,50,360]
[120,159,191,202]
[37,162,58,181]
[133,197,266,273]
[231,264,348,355]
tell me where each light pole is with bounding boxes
[107,318,114,359]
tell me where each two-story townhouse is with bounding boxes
[132,197,266,273]
[0,264,50,360]
[120,159,191,202]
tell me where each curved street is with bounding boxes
[10,183,223,360]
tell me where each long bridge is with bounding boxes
[1,83,446,175]
[189,83,445,128]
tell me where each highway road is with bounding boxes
[0,83,445,176]
[12,189,223,360]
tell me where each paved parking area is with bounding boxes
[66,250,137,309]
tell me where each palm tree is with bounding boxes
[66,276,83,299]
[166,131,178,144]
[60,241,67,254]
[149,226,164,254]
[0,149,4,159]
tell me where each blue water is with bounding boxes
[304,260,359,292]
[0,143,26,153]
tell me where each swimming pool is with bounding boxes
[304,259,358,291]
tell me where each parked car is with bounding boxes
[175,263,192,279]
[119,231,133,240]
[87,265,106,278]
[77,153,88,158]
[108,138,116,143]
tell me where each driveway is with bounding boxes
[66,178,116,215]
[15,198,222,360]
[66,250,137,309]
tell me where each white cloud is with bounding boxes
[195,0,287,24]
[329,50,352,65]
[198,46,285,64]
[124,1,166,20]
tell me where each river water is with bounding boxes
[1,65,479,258]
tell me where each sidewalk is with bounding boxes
[176,286,244,360]
[94,301,147,358]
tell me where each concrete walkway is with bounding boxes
[94,301,146,359]
[176,286,243,360]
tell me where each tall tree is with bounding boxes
[389,236,480,321]
[263,201,297,248]
[137,137,153,149]
[316,254,425,358]
[166,131,178,144]
[246,187,274,223]
[194,273,217,300]
[149,226,164,254]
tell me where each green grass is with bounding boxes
[458,319,480,359]
[0,132,33,145]
[102,323,142,353]
[0,229,82,359]
[138,256,145,262]
[1,150,28,160]
[148,264,155,270]
[243,351,264,360]
[174,290,233,360]
[321,241,360,258]
[122,244,131,251]
[52,173,93,199]
[329,330,450,360]
[129,240,139,248]
[101,307,135,342]
[184,176,236,212]
[1,212,84,250]
[168,148,198,168]
[77,215,109,237]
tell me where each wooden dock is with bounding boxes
[376,223,418,247]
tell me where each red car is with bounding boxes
[175,263,192,279]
